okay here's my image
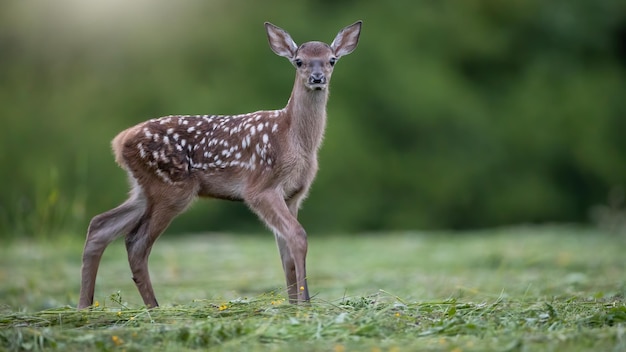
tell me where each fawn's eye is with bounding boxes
[329,57,337,66]
[294,59,303,67]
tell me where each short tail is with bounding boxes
[111,125,142,169]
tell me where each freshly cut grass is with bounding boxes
[1,226,625,351]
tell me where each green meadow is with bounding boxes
[1,227,624,351]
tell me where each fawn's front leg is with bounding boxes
[246,190,310,303]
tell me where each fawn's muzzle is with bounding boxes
[309,73,326,85]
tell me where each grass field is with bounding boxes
[1,226,625,351]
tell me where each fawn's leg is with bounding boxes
[274,235,298,300]
[79,190,146,309]
[273,190,308,301]
[125,185,195,308]
[246,190,310,303]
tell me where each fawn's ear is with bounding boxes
[330,21,362,58]
[265,22,298,59]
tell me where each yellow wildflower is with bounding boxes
[111,335,123,346]
[271,298,286,305]
[333,344,345,352]
[218,304,228,311]
[94,301,100,308]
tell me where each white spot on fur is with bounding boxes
[249,154,256,170]
[155,169,173,184]
[137,143,146,158]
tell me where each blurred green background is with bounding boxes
[1,0,625,238]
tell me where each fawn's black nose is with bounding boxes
[309,73,326,85]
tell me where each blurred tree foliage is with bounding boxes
[1,0,625,237]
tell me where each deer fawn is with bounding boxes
[78,21,362,309]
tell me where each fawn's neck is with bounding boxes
[284,81,329,154]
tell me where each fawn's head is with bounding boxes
[265,21,362,91]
